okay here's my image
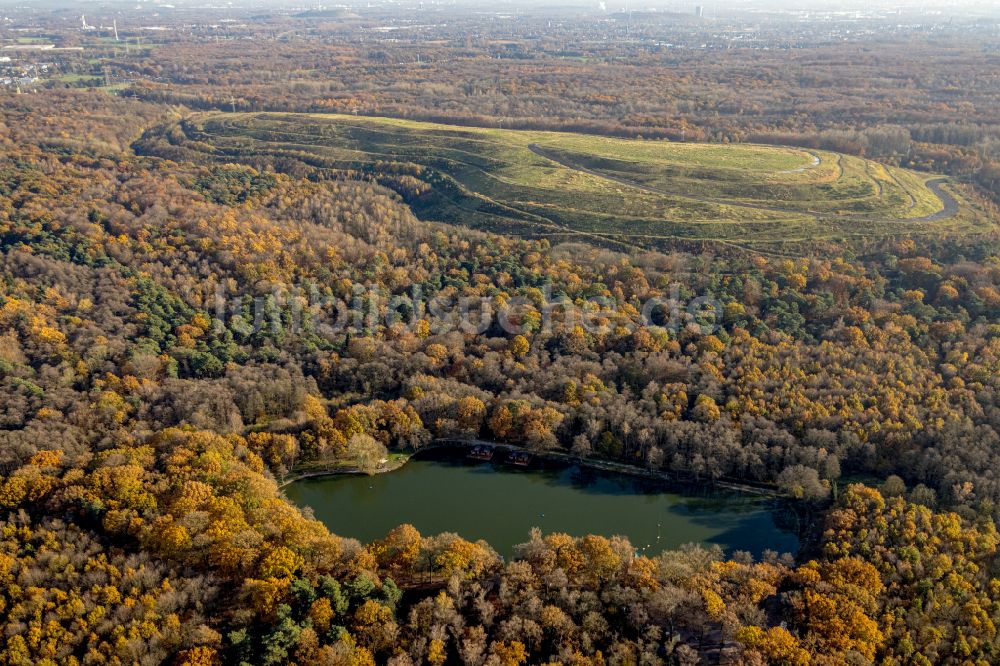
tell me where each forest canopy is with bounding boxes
[3,6,1000,662]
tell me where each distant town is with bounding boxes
[2,1,999,90]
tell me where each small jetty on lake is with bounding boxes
[467,444,495,461]
[506,450,532,467]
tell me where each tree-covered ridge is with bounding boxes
[1,91,1000,664]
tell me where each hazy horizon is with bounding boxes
[3,0,999,14]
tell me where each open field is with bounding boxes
[148,112,992,254]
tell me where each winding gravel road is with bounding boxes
[920,178,960,222]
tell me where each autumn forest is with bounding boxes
[2,2,1000,665]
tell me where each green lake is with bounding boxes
[285,447,798,557]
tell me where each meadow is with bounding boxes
[157,112,989,255]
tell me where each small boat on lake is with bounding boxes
[506,450,532,466]
[468,444,495,461]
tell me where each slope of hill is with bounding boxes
[141,112,991,255]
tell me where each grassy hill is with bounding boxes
[147,112,991,255]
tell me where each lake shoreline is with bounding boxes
[278,452,411,488]
[283,443,799,558]
[280,439,783,498]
